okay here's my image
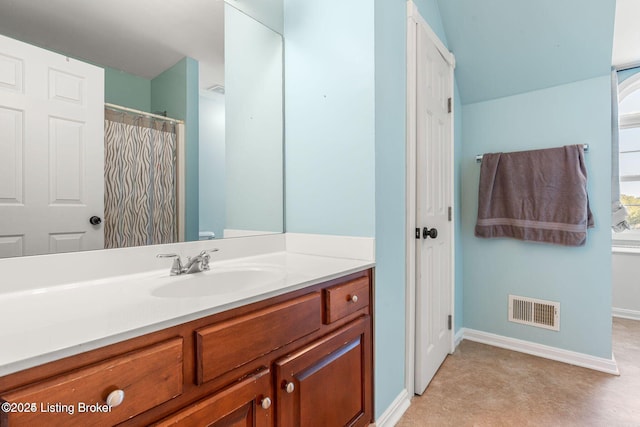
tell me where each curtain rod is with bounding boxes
[475,144,589,163]
[105,103,184,124]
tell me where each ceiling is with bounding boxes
[1,0,631,102]
[613,0,640,69]
[0,0,225,89]
[435,0,617,105]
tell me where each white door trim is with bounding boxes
[405,0,456,397]
[407,1,456,68]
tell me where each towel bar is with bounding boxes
[475,144,589,163]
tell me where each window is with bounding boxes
[616,73,640,245]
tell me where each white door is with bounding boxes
[0,34,104,257]
[414,17,453,395]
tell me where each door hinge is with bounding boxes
[415,228,421,239]
[447,97,452,113]
[448,315,452,330]
[448,206,452,222]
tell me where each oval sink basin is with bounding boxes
[151,264,286,298]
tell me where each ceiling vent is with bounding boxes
[508,294,559,331]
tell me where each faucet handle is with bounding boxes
[156,253,183,275]
[199,248,220,257]
[199,248,219,270]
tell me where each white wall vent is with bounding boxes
[508,295,560,331]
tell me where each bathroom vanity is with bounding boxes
[0,248,374,426]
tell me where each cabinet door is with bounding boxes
[152,368,272,427]
[275,317,372,427]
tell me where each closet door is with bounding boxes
[413,12,454,395]
[0,34,104,257]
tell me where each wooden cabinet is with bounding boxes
[0,339,183,427]
[323,275,370,324]
[195,293,322,385]
[0,269,373,427]
[152,368,272,427]
[275,317,372,427]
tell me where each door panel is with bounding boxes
[0,34,104,257]
[0,106,23,204]
[414,18,453,395]
[275,317,371,427]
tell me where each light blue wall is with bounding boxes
[460,76,612,358]
[284,0,613,419]
[374,0,464,418]
[199,91,226,239]
[284,0,460,418]
[225,4,283,234]
[414,0,448,43]
[284,0,375,238]
[104,67,151,112]
[374,0,408,417]
[184,59,201,242]
[151,57,200,242]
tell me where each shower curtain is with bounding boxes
[104,109,177,248]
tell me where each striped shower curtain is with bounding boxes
[104,109,177,248]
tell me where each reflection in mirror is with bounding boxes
[0,0,283,258]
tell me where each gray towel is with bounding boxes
[475,145,594,246]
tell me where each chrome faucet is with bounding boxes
[157,249,219,275]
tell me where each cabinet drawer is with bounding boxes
[152,368,272,427]
[324,276,370,324]
[0,338,183,427]
[196,292,321,384]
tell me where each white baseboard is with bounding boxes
[374,388,411,427]
[461,328,619,375]
[612,307,640,321]
[454,328,464,348]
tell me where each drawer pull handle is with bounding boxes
[350,294,359,303]
[283,382,295,393]
[261,397,272,409]
[106,389,125,408]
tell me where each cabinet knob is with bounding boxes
[105,389,125,408]
[283,381,295,393]
[350,294,359,303]
[261,397,272,409]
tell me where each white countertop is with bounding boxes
[0,251,374,376]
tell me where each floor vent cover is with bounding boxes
[508,295,559,331]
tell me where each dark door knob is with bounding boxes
[423,227,438,239]
[89,216,102,225]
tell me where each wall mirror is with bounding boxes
[0,0,284,258]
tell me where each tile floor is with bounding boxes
[396,318,640,426]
